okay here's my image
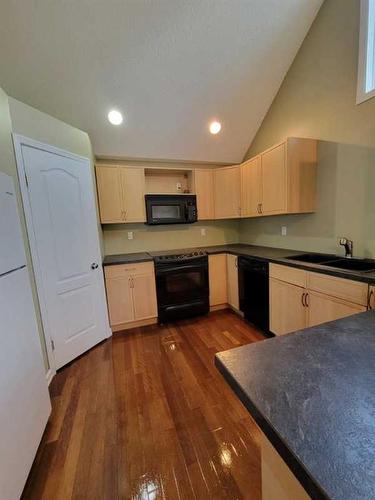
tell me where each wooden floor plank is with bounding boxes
[22,310,264,499]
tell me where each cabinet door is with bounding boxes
[96,166,124,223]
[105,277,134,327]
[132,273,157,320]
[209,254,228,306]
[269,278,307,335]
[194,169,214,220]
[226,254,239,310]
[307,291,366,328]
[241,157,262,217]
[214,166,241,219]
[261,143,287,215]
[120,167,146,222]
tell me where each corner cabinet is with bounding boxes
[104,262,157,331]
[241,137,317,217]
[214,166,241,219]
[96,165,146,223]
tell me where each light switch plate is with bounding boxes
[281,226,287,236]
[127,231,134,240]
[201,228,206,236]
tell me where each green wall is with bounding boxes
[240,0,375,257]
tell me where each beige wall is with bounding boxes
[240,0,375,257]
[5,95,99,371]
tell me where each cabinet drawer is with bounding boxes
[307,272,368,307]
[269,264,307,288]
[104,261,154,279]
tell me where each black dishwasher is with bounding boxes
[238,256,269,333]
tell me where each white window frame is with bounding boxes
[357,0,375,103]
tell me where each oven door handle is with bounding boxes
[156,263,207,274]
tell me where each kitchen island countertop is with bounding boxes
[215,310,375,499]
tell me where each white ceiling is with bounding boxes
[0,0,323,163]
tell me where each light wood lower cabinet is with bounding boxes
[261,433,309,500]
[104,262,157,331]
[270,279,307,336]
[209,254,228,307]
[307,291,366,327]
[226,254,239,310]
[269,264,369,335]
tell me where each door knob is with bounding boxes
[91,263,99,270]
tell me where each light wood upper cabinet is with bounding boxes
[241,157,262,217]
[96,166,124,223]
[104,262,157,330]
[261,143,287,215]
[214,166,241,219]
[209,254,228,306]
[245,137,317,218]
[96,165,146,223]
[194,169,215,220]
[120,167,146,222]
[226,254,239,310]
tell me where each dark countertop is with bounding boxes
[103,252,152,265]
[103,243,375,284]
[215,311,375,500]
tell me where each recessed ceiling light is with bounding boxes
[108,109,123,125]
[209,120,222,135]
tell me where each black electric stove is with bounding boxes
[153,250,209,322]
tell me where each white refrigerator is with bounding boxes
[0,172,51,500]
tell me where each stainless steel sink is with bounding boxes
[286,253,375,272]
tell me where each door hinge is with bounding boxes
[51,339,55,351]
[25,173,29,188]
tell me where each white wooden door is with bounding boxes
[16,139,110,369]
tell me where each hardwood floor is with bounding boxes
[22,310,265,499]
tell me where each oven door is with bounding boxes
[155,261,209,306]
[146,199,186,224]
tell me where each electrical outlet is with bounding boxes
[176,182,182,191]
[281,226,287,236]
[127,231,134,240]
[200,228,206,236]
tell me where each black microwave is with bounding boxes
[145,194,197,225]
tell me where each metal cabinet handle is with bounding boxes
[305,292,309,307]
[368,289,374,310]
[301,292,306,307]
[235,257,238,268]
[260,203,263,214]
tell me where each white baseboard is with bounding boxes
[45,368,55,386]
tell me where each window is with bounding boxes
[357,0,375,103]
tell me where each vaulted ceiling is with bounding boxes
[0,0,323,163]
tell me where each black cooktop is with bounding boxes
[152,249,207,264]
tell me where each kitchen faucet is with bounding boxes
[339,238,353,258]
